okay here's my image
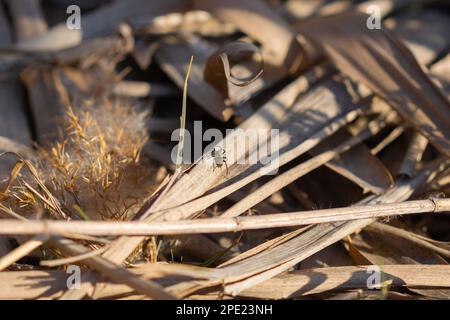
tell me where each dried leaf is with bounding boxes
[296,11,450,157]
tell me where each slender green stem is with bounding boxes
[176,56,194,171]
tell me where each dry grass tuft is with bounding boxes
[2,98,155,221]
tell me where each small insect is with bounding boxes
[209,146,228,176]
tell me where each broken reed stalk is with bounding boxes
[0,198,449,236]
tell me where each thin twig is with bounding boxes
[40,246,108,267]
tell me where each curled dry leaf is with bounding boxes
[203,41,264,98]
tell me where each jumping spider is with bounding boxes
[209,146,228,176]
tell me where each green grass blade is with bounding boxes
[176,56,194,171]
